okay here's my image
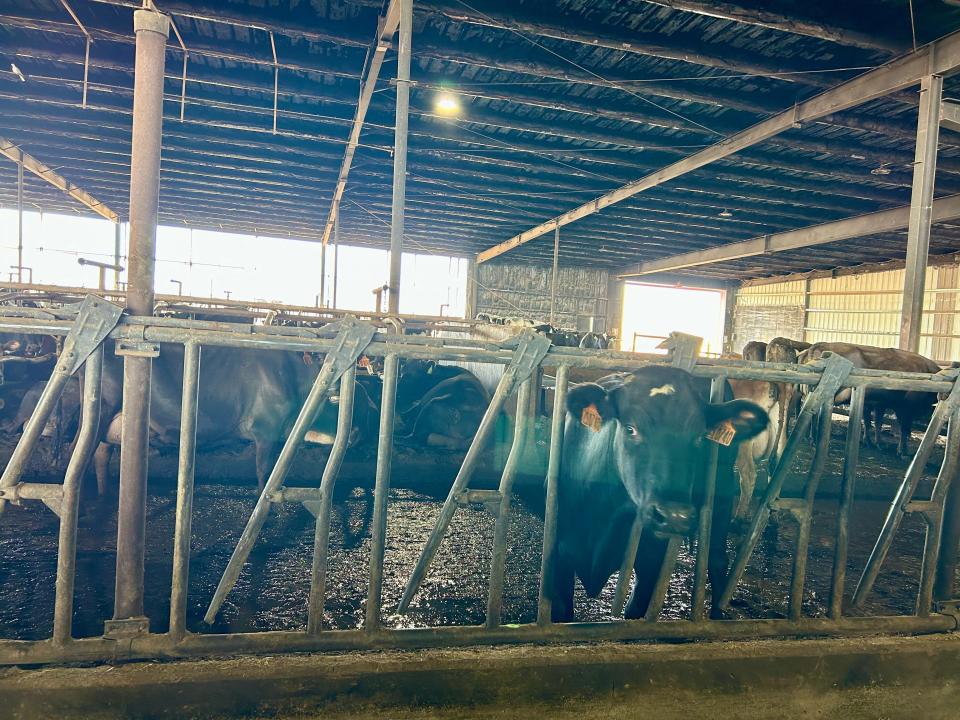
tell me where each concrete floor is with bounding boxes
[3,634,960,719]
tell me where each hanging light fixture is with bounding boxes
[718,208,733,218]
[871,163,892,176]
[435,93,460,116]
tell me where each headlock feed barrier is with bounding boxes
[0,295,960,665]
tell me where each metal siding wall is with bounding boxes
[475,262,610,331]
[731,280,805,352]
[735,263,960,362]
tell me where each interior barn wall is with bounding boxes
[734,262,960,362]
[474,261,610,332]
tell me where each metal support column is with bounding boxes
[332,214,339,309]
[549,226,560,325]
[16,158,23,283]
[114,221,122,290]
[387,0,412,315]
[900,74,943,352]
[320,238,327,308]
[110,6,169,632]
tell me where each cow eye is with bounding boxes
[624,424,640,439]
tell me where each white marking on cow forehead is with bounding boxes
[648,384,676,397]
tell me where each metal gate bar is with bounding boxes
[486,378,533,628]
[52,344,103,645]
[536,364,569,626]
[169,341,200,640]
[719,353,854,610]
[307,366,357,635]
[829,385,865,619]
[204,321,375,623]
[398,331,551,614]
[852,375,960,608]
[787,390,836,621]
[691,375,726,622]
[365,353,399,632]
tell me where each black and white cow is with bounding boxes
[548,366,769,622]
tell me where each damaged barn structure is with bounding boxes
[5,0,960,716]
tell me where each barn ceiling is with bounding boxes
[2,0,960,280]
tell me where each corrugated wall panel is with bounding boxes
[735,262,960,362]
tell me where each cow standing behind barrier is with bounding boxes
[798,342,940,456]
[548,367,768,621]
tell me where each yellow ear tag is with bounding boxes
[581,403,603,432]
[707,420,736,446]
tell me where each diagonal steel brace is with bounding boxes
[203,319,376,623]
[0,295,122,514]
[852,370,960,609]
[718,352,854,610]
[397,330,552,613]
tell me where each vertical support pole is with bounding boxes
[691,375,725,621]
[537,364,568,625]
[387,0,412,315]
[52,345,103,646]
[169,342,200,640]
[936,411,960,602]
[332,214,339,310]
[112,6,169,628]
[114,221,122,290]
[829,385,864,619]
[900,74,943,353]
[486,378,534,628]
[320,239,327,309]
[549,226,560,325]
[366,354,398,632]
[82,36,91,109]
[16,157,23,283]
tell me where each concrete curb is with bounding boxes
[2,634,960,719]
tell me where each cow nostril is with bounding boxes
[650,506,668,526]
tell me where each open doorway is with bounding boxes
[621,282,726,356]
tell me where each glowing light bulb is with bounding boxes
[435,93,460,115]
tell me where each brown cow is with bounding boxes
[798,342,940,456]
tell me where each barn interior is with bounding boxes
[5,1,960,717]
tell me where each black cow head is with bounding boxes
[566,366,768,535]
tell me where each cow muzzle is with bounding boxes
[646,502,695,535]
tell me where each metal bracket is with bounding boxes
[661,331,703,372]
[454,489,502,508]
[934,599,960,627]
[103,616,150,639]
[115,340,160,358]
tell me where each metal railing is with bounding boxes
[0,294,959,665]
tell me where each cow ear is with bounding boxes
[704,400,768,445]
[567,383,616,432]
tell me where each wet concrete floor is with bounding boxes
[0,417,949,640]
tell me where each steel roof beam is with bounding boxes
[477,29,960,263]
[0,138,118,222]
[618,194,960,277]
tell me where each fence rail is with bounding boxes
[0,296,958,666]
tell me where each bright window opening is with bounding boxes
[621,282,725,357]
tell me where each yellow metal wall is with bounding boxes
[734,264,960,362]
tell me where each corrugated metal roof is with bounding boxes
[1,0,960,279]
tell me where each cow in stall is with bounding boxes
[727,337,810,518]
[798,342,940,457]
[548,366,769,621]
[92,343,329,495]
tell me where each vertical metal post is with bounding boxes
[307,365,357,635]
[320,239,327,309]
[549,226,560,325]
[537,364,568,625]
[169,342,200,640]
[52,345,103,645]
[332,214,339,310]
[366,354,398,632]
[691,375,725,621]
[829,385,864,619]
[900,74,943,352]
[112,6,169,627]
[16,157,23,283]
[114,221,122,290]
[486,378,534,628]
[936,411,960,602]
[387,0,412,315]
